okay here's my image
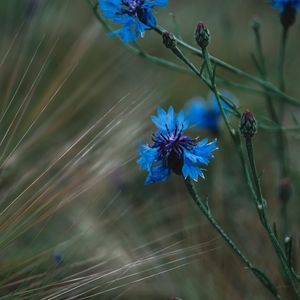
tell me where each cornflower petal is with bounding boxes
[272,0,300,11]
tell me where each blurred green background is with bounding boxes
[0,0,299,299]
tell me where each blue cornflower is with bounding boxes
[98,0,168,42]
[137,106,217,184]
[185,91,235,134]
[272,0,300,12]
[54,254,64,267]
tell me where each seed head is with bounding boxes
[195,22,210,49]
[239,110,257,139]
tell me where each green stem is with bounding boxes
[165,33,296,296]
[252,24,290,238]
[277,27,289,178]
[167,42,259,218]
[259,124,300,132]
[166,45,241,117]
[278,27,288,94]
[277,27,290,238]
[154,25,300,108]
[245,138,299,299]
[86,0,193,75]
[202,47,233,135]
[201,47,259,204]
[184,178,282,299]
[87,0,300,108]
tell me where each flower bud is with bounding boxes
[281,3,297,29]
[239,110,257,139]
[162,31,177,50]
[195,22,210,49]
[251,16,261,32]
[278,177,292,203]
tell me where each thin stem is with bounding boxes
[278,27,288,94]
[245,138,300,299]
[184,178,282,299]
[252,23,290,238]
[259,124,300,132]
[202,47,233,135]
[87,0,300,108]
[167,43,257,214]
[277,27,289,176]
[154,25,300,108]
[164,32,297,297]
[166,45,241,117]
[86,0,192,75]
[277,27,290,238]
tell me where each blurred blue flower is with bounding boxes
[98,0,168,42]
[272,0,300,11]
[137,106,217,184]
[54,254,64,267]
[185,91,235,134]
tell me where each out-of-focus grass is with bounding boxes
[0,0,299,299]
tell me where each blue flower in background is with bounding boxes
[272,0,300,11]
[137,106,217,184]
[185,91,235,134]
[54,254,64,267]
[98,0,168,42]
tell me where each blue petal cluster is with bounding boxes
[137,107,217,184]
[54,254,64,266]
[98,0,168,42]
[185,91,235,133]
[272,0,300,11]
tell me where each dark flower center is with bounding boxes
[152,123,197,175]
[120,0,144,15]
[118,0,153,26]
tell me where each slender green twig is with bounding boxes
[277,26,291,239]
[86,2,288,110]
[202,38,299,298]
[278,27,288,94]
[87,0,300,108]
[161,42,241,117]
[170,37,285,298]
[202,47,233,134]
[153,25,300,108]
[252,23,290,240]
[245,137,300,299]
[276,27,289,176]
[184,178,282,299]
[252,23,279,125]
[259,123,300,132]
[163,37,257,203]
[86,0,193,75]
[87,2,300,294]
[252,25,289,178]
[162,30,291,285]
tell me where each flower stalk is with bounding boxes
[252,20,291,240]
[184,177,282,299]
[242,119,300,299]
[88,0,300,108]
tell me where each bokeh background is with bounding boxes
[0,0,300,299]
